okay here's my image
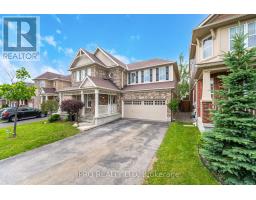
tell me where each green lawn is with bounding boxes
[144,122,218,185]
[0,121,79,160]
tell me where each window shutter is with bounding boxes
[128,73,131,84]
[156,68,159,81]
[150,69,153,82]
[141,71,144,83]
[136,71,138,83]
[166,66,169,80]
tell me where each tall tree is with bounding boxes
[0,67,36,137]
[177,53,189,100]
[200,34,256,184]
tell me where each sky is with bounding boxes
[0,14,206,83]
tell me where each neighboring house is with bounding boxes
[5,83,36,108]
[57,47,179,126]
[33,72,71,108]
[189,14,256,131]
[0,97,7,108]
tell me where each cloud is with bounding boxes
[86,42,98,51]
[41,65,64,75]
[41,35,57,47]
[52,15,62,24]
[108,49,134,64]
[43,50,48,57]
[130,34,141,41]
[64,48,74,56]
[0,59,17,83]
[56,29,61,34]
[57,46,74,57]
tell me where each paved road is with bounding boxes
[0,117,47,128]
[0,119,168,185]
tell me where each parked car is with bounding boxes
[1,107,42,122]
[0,108,6,117]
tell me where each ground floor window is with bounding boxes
[144,100,154,105]
[99,94,108,105]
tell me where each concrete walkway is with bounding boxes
[0,119,168,185]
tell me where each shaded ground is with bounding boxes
[144,122,218,185]
[0,119,167,185]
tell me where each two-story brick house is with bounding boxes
[189,14,256,131]
[57,47,179,126]
[33,72,71,109]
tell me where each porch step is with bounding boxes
[77,122,96,131]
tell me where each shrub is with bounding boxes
[41,100,59,116]
[61,99,84,123]
[48,114,60,123]
[168,98,179,121]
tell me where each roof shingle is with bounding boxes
[34,72,71,81]
[127,58,175,70]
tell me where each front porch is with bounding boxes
[59,88,121,126]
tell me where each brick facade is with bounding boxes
[202,101,213,123]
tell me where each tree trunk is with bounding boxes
[76,112,79,124]
[13,101,19,137]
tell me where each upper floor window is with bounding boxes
[248,22,256,48]
[144,69,150,83]
[202,36,213,59]
[39,80,45,88]
[229,25,244,50]
[76,70,81,82]
[81,69,86,81]
[159,66,166,81]
[128,72,137,84]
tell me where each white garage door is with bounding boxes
[123,100,167,121]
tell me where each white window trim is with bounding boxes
[158,66,169,82]
[201,35,213,60]
[128,71,137,85]
[143,69,151,83]
[228,23,256,50]
[248,21,256,48]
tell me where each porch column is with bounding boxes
[121,99,124,118]
[202,70,212,101]
[95,89,99,118]
[81,90,85,117]
[201,70,213,123]
[45,95,48,101]
[58,92,63,113]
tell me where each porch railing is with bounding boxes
[98,104,118,116]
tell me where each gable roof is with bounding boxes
[34,72,71,82]
[81,48,106,67]
[94,47,127,69]
[79,76,120,91]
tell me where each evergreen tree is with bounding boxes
[200,34,256,184]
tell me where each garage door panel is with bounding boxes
[124,102,167,121]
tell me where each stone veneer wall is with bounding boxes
[109,67,123,89]
[122,90,173,119]
[91,65,108,79]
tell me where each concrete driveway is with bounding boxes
[0,119,168,185]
